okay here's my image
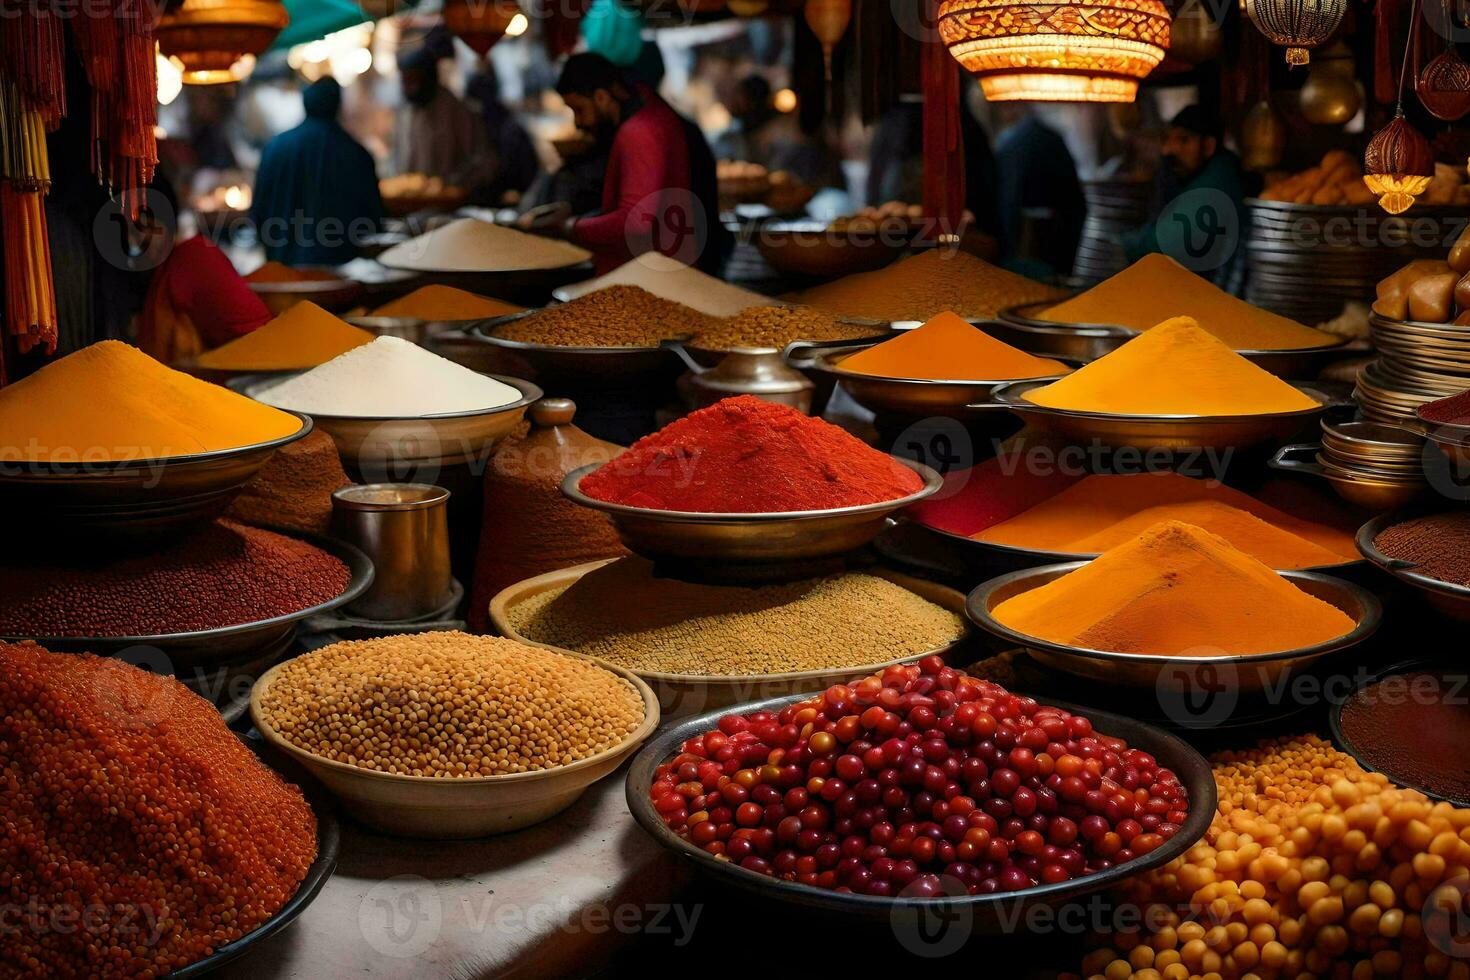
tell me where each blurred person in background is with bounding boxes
[993,106,1085,278]
[251,77,384,267]
[522,53,728,276]
[466,65,540,205]
[716,74,842,190]
[395,32,496,199]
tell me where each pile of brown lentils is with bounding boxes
[492,285,716,347]
[1079,734,1470,980]
[0,642,318,978]
[256,632,645,777]
[690,305,878,351]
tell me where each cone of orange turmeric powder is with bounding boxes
[837,311,1068,380]
[989,520,1358,655]
[197,302,375,372]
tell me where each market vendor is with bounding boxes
[521,53,727,276]
[1124,104,1245,285]
[394,38,496,198]
[251,78,384,267]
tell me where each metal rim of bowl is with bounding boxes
[1326,655,1470,809]
[235,373,542,424]
[686,324,896,362]
[625,689,1217,914]
[1356,511,1470,604]
[2,529,374,648]
[908,518,1366,575]
[165,735,341,979]
[246,277,356,295]
[965,561,1382,669]
[0,412,314,478]
[989,378,1332,425]
[250,649,661,788]
[1320,420,1426,454]
[999,301,1347,356]
[344,314,504,332]
[561,456,943,524]
[471,309,693,356]
[803,344,1074,388]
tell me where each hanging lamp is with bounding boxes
[1243,0,1346,66]
[442,0,524,56]
[1364,0,1435,214]
[728,0,770,13]
[155,0,289,85]
[936,0,1171,103]
[804,0,852,82]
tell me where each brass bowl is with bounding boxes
[966,562,1381,692]
[1357,511,1470,621]
[472,310,688,383]
[987,378,1333,452]
[561,457,942,565]
[998,301,1347,377]
[753,220,908,278]
[247,273,364,314]
[344,314,499,346]
[1269,443,1427,512]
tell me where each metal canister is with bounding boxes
[332,483,452,622]
[684,348,814,412]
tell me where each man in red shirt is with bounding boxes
[526,53,726,276]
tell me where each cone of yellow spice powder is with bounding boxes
[197,302,375,372]
[1022,317,1320,416]
[991,521,1356,655]
[838,311,1069,380]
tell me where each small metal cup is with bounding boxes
[332,483,453,622]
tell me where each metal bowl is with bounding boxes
[752,220,908,279]
[472,310,688,383]
[0,415,312,543]
[998,301,1347,377]
[561,457,942,565]
[344,313,499,346]
[247,273,364,314]
[2,530,374,676]
[232,374,540,478]
[626,690,1215,924]
[1357,512,1470,620]
[1269,444,1426,512]
[166,735,340,978]
[987,378,1332,452]
[1320,419,1425,463]
[797,344,1072,421]
[251,651,659,839]
[690,324,895,368]
[489,559,973,718]
[966,562,1381,692]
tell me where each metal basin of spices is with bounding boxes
[1356,512,1470,621]
[985,378,1334,452]
[232,373,541,478]
[561,457,943,565]
[965,562,1382,692]
[998,301,1348,378]
[488,558,974,717]
[247,273,365,315]
[0,413,313,544]
[471,309,690,383]
[626,690,1215,925]
[343,313,498,347]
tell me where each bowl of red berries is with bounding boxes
[626,657,1214,923]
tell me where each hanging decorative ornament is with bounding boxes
[804,0,852,82]
[1167,2,1224,65]
[1417,47,1470,120]
[1241,99,1289,169]
[442,0,524,56]
[1299,39,1363,124]
[1364,0,1436,213]
[1243,0,1346,65]
[154,0,289,84]
[936,0,1171,103]
[728,0,770,13]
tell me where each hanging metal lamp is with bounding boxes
[1243,0,1346,66]
[155,0,289,85]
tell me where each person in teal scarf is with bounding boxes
[251,78,384,267]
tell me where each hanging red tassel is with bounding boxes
[1376,0,1401,104]
[921,0,964,238]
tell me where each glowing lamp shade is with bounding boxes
[1362,112,1435,215]
[442,0,523,56]
[155,0,288,85]
[937,0,1171,103]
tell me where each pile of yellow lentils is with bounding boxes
[1078,734,1470,980]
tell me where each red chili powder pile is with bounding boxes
[1339,667,1470,803]
[578,395,923,512]
[0,642,318,978]
[1419,388,1470,425]
[0,520,350,636]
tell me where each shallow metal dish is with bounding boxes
[1357,511,1470,621]
[0,414,312,543]
[489,558,973,718]
[966,562,1380,692]
[472,309,688,383]
[247,273,364,314]
[626,690,1215,924]
[3,530,373,677]
[1270,444,1426,512]
[690,324,895,368]
[233,374,540,479]
[251,651,659,839]
[753,220,908,278]
[167,735,341,978]
[798,344,1072,420]
[999,301,1347,377]
[561,457,942,565]
[345,313,499,346]
[987,378,1332,452]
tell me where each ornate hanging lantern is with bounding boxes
[1243,0,1346,66]
[804,0,852,81]
[442,0,524,56]
[1417,47,1470,121]
[1364,112,1435,213]
[155,0,289,85]
[936,0,1171,103]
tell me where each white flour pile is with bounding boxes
[378,218,591,272]
[257,337,522,417]
[557,253,773,317]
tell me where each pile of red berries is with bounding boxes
[648,658,1190,898]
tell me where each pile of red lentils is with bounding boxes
[1078,734,1470,980]
[0,642,318,978]
[0,519,350,637]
